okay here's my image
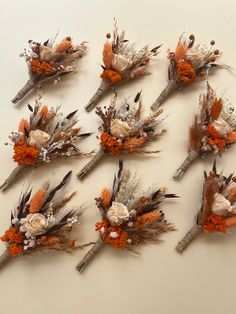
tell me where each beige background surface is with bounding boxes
[0,0,236,313]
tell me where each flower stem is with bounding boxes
[77,149,106,179]
[76,238,105,273]
[151,80,177,111]
[85,81,110,112]
[173,151,199,181]
[0,165,29,191]
[12,79,35,104]
[176,225,202,253]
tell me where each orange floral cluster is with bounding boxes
[13,143,39,165]
[135,211,161,229]
[100,69,122,84]
[95,220,128,249]
[203,213,227,234]
[122,136,145,151]
[207,125,225,152]
[40,235,61,246]
[177,60,196,83]
[29,188,46,213]
[1,227,24,257]
[30,59,54,76]
[56,39,72,53]
[100,132,122,155]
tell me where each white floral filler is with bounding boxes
[0,172,90,270]
[76,161,178,273]
[85,19,161,112]
[0,96,91,191]
[12,35,87,104]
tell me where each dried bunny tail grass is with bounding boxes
[101,187,112,208]
[210,98,223,120]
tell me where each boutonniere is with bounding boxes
[12,36,87,104]
[76,161,177,273]
[173,84,236,181]
[78,92,165,179]
[151,34,222,110]
[0,172,89,270]
[1,97,91,191]
[85,20,160,112]
[176,162,236,253]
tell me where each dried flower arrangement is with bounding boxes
[85,19,161,112]
[12,35,87,104]
[173,84,236,181]
[0,97,91,191]
[76,161,177,272]
[151,34,222,110]
[78,91,165,179]
[176,162,236,253]
[0,171,89,270]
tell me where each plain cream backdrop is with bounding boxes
[0,0,236,313]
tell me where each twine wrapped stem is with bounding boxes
[173,151,199,181]
[151,80,177,111]
[176,225,202,253]
[77,149,106,179]
[12,79,34,104]
[85,81,110,112]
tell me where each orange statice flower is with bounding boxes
[29,188,46,213]
[104,226,128,249]
[7,243,24,257]
[100,69,122,84]
[30,59,53,75]
[207,125,220,140]
[100,132,122,155]
[177,60,195,82]
[1,227,24,244]
[13,143,39,165]
[95,220,108,234]
[203,213,227,234]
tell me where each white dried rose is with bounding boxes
[39,46,56,62]
[187,47,203,68]
[112,54,132,72]
[110,119,130,138]
[212,118,232,137]
[212,192,232,215]
[28,129,50,148]
[22,213,49,237]
[107,202,129,226]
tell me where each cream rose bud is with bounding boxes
[111,54,132,72]
[107,202,129,226]
[23,213,49,237]
[39,46,55,62]
[28,129,50,148]
[212,118,232,137]
[212,193,232,216]
[110,119,130,138]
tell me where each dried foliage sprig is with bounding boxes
[0,172,85,270]
[0,97,91,191]
[85,19,160,112]
[173,84,236,181]
[151,34,222,110]
[12,36,87,104]
[78,92,165,179]
[176,162,236,253]
[76,161,177,273]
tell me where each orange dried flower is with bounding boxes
[95,220,108,233]
[135,211,161,229]
[207,125,220,140]
[177,60,195,82]
[18,119,29,134]
[203,213,227,234]
[103,42,113,68]
[29,188,46,213]
[104,226,128,249]
[225,131,236,144]
[210,99,223,120]
[30,59,53,75]
[100,132,122,155]
[1,227,24,245]
[13,143,39,165]
[56,39,72,53]
[39,105,49,118]
[100,187,111,208]
[8,243,24,257]
[175,43,188,60]
[122,136,145,151]
[100,69,122,84]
